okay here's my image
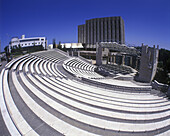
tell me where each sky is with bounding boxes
[0,0,170,51]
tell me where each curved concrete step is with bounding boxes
[25,55,170,107]
[18,71,170,133]
[30,74,170,122]
[12,71,98,136]
[2,50,170,136]
[0,69,21,136]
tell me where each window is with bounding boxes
[41,39,44,41]
[20,38,39,42]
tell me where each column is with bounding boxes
[86,20,90,44]
[112,18,115,42]
[91,20,94,45]
[107,56,109,64]
[130,56,133,66]
[93,19,96,44]
[108,17,111,42]
[122,19,125,44]
[78,51,80,57]
[122,55,125,65]
[135,58,138,70]
[100,18,103,42]
[119,17,123,44]
[104,18,107,42]
[113,55,116,64]
[96,43,102,66]
[110,56,113,64]
[97,18,100,43]
[83,25,86,43]
[116,17,119,43]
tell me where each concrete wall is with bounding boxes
[152,80,169,92]
[137,44,159,83]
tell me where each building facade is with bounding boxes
[78,16,125,46]
[10,35,47,50]
[95,42,139,69]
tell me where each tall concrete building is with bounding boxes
[78,16,125,46]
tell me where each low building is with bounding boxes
[9,35,47,51]
[48,44,53,49]
[61,43,83,49]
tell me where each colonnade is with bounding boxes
[107,53,139,69]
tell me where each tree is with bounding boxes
[4,46,8,53]
[58,41,61,49]
[53,39,56,48]
[63,44,66,52]
[18,44,21,48]
[82,43,87,50]
[18,44,22,53]
[154,48,170,85]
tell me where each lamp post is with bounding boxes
[0,40,1,53]
[6,33,11,53]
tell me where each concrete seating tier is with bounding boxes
[31,50,67,63]
[63,58,103,79]
[1,49,170,136]
[101,64,134,75]
[83,78,153,93]
[62,57,146,92]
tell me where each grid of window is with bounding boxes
[20,38,39,42]
[78,16,125,45]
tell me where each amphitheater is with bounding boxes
[0,49,170,136]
